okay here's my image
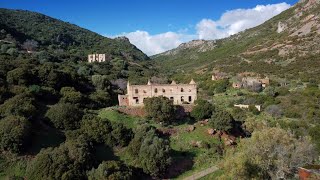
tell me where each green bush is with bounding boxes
[191,99,214,121]
[0,116,31,153]
[144,96,175,123]
[87,161,133,180]
[45,103,83,130]
[209,108,233,132]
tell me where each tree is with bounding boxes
[0,93,37,118]
[45,103,83,130]
[22,39,38,52]
[0,116,31,153]
[60,87,82,104]
[222,127,316,180]
[127,125,171,177]
[111,123,133,147]
[191,99,214,121]
[127,125,155,157]
[91,75,111,91]
[6,67,33,86]
[138,135,171,177]
[144,96,175,123]
[214,79,229,93]
[209,108,233,132]
[265,105,283,118]
[87,161,133,180]
[26,138,94,180]
[89,90,111,109]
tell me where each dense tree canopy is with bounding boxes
[87,161,133,180]
[0,115,31,153]
[26,138,94,180]
[191,99,214,121]
[45,103,83,130]
[144,96,175,123]
[209,108,233,132]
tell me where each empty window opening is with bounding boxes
[181,88,184,92]
[135,89,139,94]
[181,96,184,102]
[170,97,174,101]
[155,88,158,93]
[162,89,166,93]
[133,97,139,104]
[189,96,192,102]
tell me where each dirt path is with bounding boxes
[183,166,219,180]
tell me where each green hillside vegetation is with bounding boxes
[0,1,320,179]
[153,1,320,83]
[0,8,149,62]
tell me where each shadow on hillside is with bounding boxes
[165,149,196,179]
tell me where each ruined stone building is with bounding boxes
[88,54,106,63]
[118,79,197,106]
[212,72,228,81]
[232,77,270,89]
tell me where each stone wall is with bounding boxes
[121,80,197,106]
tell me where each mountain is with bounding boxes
[0,8,149,61]
[152,0,320,81]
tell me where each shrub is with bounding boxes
[191,99,214,121]
[265,105,283,118]
[45,103,83,130]
[0,116,31,153]
[87,161,133,180]
[0,93,37,118]
[222,127,316,179]
[144,96,175,123]
[26,139,94,180]
[209,108,233,132]
[59,87,82,104]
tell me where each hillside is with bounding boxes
[0,8,149,61]
[153,0,320,82]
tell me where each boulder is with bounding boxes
[207,128,216,135]
[187,125,195,132]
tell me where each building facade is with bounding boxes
[88,54,106,63]
[118,80,197,106]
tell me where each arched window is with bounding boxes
[135,89,139,94]
[181,96,184,102]
[162,89,166,93]
[181,88,184,92]
[155,88,158,93]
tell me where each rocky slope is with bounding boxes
[152,0,320,81]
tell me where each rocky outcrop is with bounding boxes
[156,39,217,56]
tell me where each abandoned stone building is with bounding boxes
[88,54,106,63]
[232,77,270,89]
[212,72,228,81]
[118,79,197,106]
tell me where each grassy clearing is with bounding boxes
[98,108,141,129]
[170,124,222,179]
[99,108,222,179]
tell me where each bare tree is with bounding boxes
[22,39,38,52]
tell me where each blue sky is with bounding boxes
[1,0,298,55]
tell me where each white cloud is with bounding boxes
[110,3,291,55]
[116,31,195,56]
[196,3,291,40]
